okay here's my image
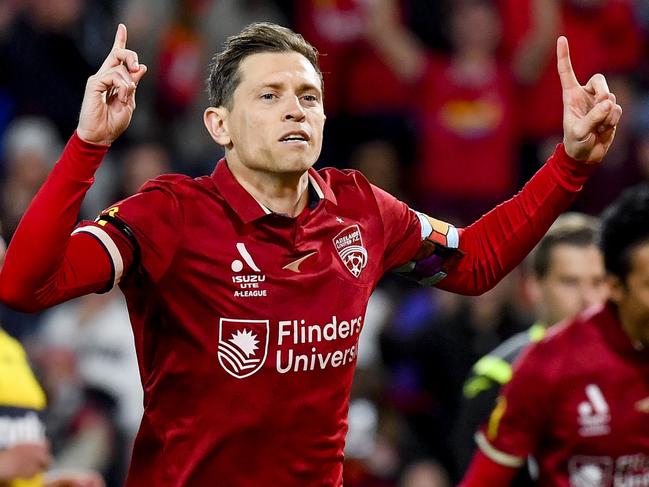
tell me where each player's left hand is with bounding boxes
[558,36,622,163]
[44,469,105,487]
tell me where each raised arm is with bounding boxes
[437,37,622,295]
[510,0,560,84]
[364,0,427,82]
[0,25,147,312]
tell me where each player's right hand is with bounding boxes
[0,442,52,480]
[76,24,147,146]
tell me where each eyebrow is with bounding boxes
[255,81,321,94]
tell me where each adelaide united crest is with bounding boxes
[217,318,269,379]
[333,224,368,278]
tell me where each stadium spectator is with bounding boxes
[1,117,61,240]
[366,0,518,221]
[496,0,644,180]
[30,342,117,487]
[0,21,621,486]
[36,289,144,444]
[460,184,649,486]
[0,0,115,138]
[454,213,608,484]
[296,0,410,116]
[115,142,172,200]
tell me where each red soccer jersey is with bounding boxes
[75,160,443,486]
[0,132,596,486]
[477,302,649,486]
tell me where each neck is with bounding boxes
[617,303,647,350]
[226,157,310,217]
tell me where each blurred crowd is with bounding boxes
[0,0,648,485]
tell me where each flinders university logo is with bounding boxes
[333,225,368,278]
[218,318,269,379]
[568,456,613,487]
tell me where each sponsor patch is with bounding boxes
[218,318,269,379]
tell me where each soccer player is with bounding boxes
[0,22,622,486]
[454,213,608,484]
[459,184,649,486]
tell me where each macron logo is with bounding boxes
[578,384,611,437]
[231,242,261,272]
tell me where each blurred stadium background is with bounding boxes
[1,0,647,485]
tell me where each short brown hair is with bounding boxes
[530,213,600,278]
[207,22,322,109]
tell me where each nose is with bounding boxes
[283,95,306,122]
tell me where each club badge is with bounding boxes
[333,225,368,278]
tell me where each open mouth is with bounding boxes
[279,131,310,144]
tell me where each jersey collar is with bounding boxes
[211,159,337,223]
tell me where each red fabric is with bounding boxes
[156,25,205,118]
[440,143,593,295]
[0,134,592,310]
[478,303,649,485]
[0,131,594,486]
[0,133,117,312]
[345,44,411,114]
[111,163,422,486]
[498,0,643,139]
[416,56,518,202]
[459,450,518,487]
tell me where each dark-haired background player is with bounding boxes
[0,21,621,486]
[460,184,649,486]
[454,212,608,485]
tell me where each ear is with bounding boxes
[204,106,232,148]
[607,274,624,305]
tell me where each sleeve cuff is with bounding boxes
[475,431,526,468]
[547,143,598,193]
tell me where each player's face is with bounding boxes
[535,244,608,325]
[611,242,649,346]
[222,51,325,175]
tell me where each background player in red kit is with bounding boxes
[0,21,622,486]
[454,213,608,485]
[460,184,649,486]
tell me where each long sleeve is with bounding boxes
[0,133,122,312]
[439,144,595,295]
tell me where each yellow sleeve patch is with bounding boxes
[487,396,507,441]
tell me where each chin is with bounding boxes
[275,153,318,173]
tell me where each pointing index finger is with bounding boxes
[557,36,579,90]
[113,23,127,50]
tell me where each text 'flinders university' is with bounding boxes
[276,314,363,373]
